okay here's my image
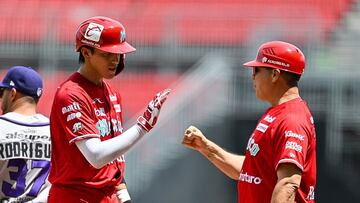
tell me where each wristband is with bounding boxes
[117,188,131,203]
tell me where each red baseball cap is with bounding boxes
[243,41,305,75]
[75,16,136,54]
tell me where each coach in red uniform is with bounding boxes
[48,16,170,203]
[182,41,316,203]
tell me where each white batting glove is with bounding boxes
[137,89,171,132]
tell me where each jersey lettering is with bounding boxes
[67,112,82,122]
[285,130,304,141]
[96,119,110,137]
[0,114,51,202]
[72,122,82,133]
[239,172,262,185]
[0,142,50,160]
[94,108,106,117]
[255,123,268,133]
[61,102,81,114]
[246,136,260,157]
[285,141,303,153]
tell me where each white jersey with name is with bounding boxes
[0,113,51,203]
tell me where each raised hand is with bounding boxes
[137,89,171,132]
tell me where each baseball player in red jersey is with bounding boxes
[48,16,170,203]
[182,41,316,203]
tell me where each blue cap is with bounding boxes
[0,66,43,98]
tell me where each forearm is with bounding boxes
[76,124,146,168]
[199,139,244,180]
[271,177,299,203]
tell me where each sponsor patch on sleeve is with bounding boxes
[256,123,268,133]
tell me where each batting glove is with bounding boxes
[137,89,171,132]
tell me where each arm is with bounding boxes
[76,89,171,169]
[271,163,302,203]
[182,126,244,180]
[76,124,146,169]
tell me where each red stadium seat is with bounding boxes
[0,0,354,45]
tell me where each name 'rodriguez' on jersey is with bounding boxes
[0,113,51,203]
[0,119,50,161]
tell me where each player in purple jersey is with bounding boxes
[0,66,51,203]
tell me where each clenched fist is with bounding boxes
[182,126,208,152]
[137,89,171,132]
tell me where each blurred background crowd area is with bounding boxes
[1,0,360,202]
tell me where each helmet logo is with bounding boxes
[37,88,43,97]
[264,57,290,68]
[84,23,104,42]
[262,57,268,63]
[120,31,126,43]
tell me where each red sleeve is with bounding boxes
[272,114,310,172]
[54,87,100,144]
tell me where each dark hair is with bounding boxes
[260,67,301,87]
[281,71,301,87]
[78,46,95,64]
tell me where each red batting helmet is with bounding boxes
[76,16,136,75]
[243,41,305,75]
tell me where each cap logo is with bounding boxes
[37,88,43,97]
[120,30,126,43]
[84,22,104,42]
[262,56,290,68]
[262,57,268,63]
[9,80,15,86]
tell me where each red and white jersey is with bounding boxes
[49,72,125,189]
[238,98,316,203]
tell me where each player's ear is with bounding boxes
[81,47,92,59]
[271,69,281,83]
[9,88,17,101]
